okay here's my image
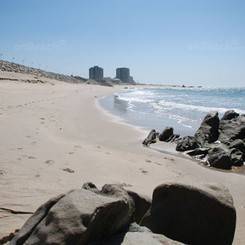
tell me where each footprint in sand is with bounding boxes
[139,168,148,174]
[26,136,31,138]
[27,156,36,159]
[154,161,163,166]
[31,141,37,145]
[68,152,74,155]
[35,174,40,178]
[163,156,175,161]
[74,145,82,149]
[45,160,54,165]
[145,159,152,163]
[62,168,75,173]
[17,147,23,150]
[0,170,6,175]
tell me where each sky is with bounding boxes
[0,0,245,87]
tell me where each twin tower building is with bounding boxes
[89,66,134,84]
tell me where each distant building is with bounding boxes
[89,66,103,81]
[116,67,130,83]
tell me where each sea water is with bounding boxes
[100,87,245,136]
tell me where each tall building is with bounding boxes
[116,67,130,83]
[89,66,103,81]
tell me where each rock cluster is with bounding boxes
[9,182,236,245]
[143,110,245,170]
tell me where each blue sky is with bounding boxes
[1,0,245,87]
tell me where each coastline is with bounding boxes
[0,76,245,243]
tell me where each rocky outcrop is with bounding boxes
[10,182,236,245]
[176,136,199,152]
[194,111,220,145]
[141,182,236,245]
[144,110,244,170]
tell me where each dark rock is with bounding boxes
[170,134,180,142]
[126,190,151,224]
[186,147,209,156]
[208,147,232,170]
[159,127,174,142]
[176,136,199,152]
[11,189,135,245]
[141,182,236,245]
[230,148,244,166]
[219,115,245,144]
[82,182,99,193]
[194,111,220,145]
[94,223,183,244]
[222,110,239,120]
[142,129,158,146]
[228,139,245,154]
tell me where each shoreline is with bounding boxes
[0,74,245,243]
[98,90,245,176]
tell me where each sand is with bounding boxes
[0,72,244,244]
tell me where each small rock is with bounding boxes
[221,110,239,120]
[159,127,174,142]
[194,111,220,145]
[176,136,199,152]
[208,147,232,170]
[142,129,158,146]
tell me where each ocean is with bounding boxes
[99,87,245,136]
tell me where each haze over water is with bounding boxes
[100,87,245,136]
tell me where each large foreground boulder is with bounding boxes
[194,111,220,145]
[11,188,135,245]
[208,147,232,170]
[176,136,199,152]
[141,183,236,245]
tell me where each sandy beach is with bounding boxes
[0,73,245,244]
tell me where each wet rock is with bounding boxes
[142,129,158,146]
[141,182,236,245]
[159,127,174,142]
[176,136,199,152]
[228,139,245,154]
[11,189,135,245]
[219,115,245,144]
[207,147,232,170]
[221,110,239,120]
[186,147,209,156]
[194,111,220,145]
[230,148,244,166]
